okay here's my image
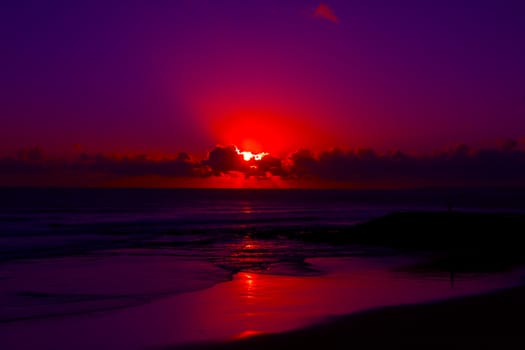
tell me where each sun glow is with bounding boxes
[235,146,269,161]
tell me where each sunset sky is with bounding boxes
[1,1,525,187]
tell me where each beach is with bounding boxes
[172,210,525,350]
[178,284,525,350]
[4,1,525,348]
[1,188,525,350]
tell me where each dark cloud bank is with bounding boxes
[2,141,525,187]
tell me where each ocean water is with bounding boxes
[1,188,525,349]
[2,187,523,260]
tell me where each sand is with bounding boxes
[176,284,525,350]
[170,211,525,350]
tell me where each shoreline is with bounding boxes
[3,210,525,350]
[174,283,525,350]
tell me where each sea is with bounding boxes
[1,187,525,349]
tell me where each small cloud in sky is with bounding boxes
[314,3,339,24]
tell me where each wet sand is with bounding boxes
[177,284,525,350]
[3,211,525,350]
[170,211,525,350]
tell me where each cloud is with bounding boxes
[287,144,525,187]
[204,146,284,178]
[314,3,339,24]
[0,148,206,187]
[2,142,525,188]
[205,145,245,174]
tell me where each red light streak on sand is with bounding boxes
[3,258,523,349]
[234,330,263,339]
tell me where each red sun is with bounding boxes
[210,111,331,157]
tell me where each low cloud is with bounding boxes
[0,148,205,187]
[2,142,525,188]
[205,145,245,174]
[204,145,284,178]
[314,3,339,24]
[286,143,525,187]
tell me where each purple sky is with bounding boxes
[1,0,525,157]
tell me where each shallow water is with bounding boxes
[1,256,524,350]
[2,188,525,349]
